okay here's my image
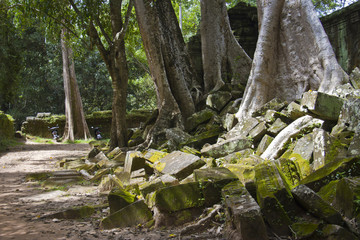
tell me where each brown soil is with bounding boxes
[0,139,224,240]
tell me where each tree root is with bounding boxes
[179,204,222,236]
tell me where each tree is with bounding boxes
[200,0,252,93]
[134,0,197,146]
[61,28,90,141]
[235,0,348,120]
[69,0,133,148]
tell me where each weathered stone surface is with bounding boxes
[206,91,232,112]
[282,101,306,120]
[312,128,333,171]
[348,131,360,156]
[317,224,358,240]
[256,134,274,156]
[89,151,109,163]
[255,162,294,236]
[274,158,301,188]
[261,116,324,160]
[290,222,319,239]
[100,200,152,229]
[222,113,237,131]
[140,178,165,197]
[267,118,287,136]
[248,121,267,142]
[142,149,168,163]
[182,126,222,149]
[291,133,314,161]
[91,168,111,182]
[165,128,192,145]
[300,91,345,121]
[349,67,360,89]
[185,108,215,132]
[201,136,252,159]
[219,148,254,164]
[154,151,205,180]
[106,147,122,159]
[88,147,100,159]
[317,180,339,206]
[224,117,259,139]
[292,184,343,225]
[194,168,239,206]
[48,206,95,219]
[42,170,82,186]
[124,151,146,174]
[333,97,360,134]
[222,181,268,240]
[108,189,136,214]
[252,98,288,117]
[153,182,203,212]
[335,177,360,220]
[300,156,360,192]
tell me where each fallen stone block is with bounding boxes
[153,182,203,212]
[267,118,288,136]
[315,224,358,240]
[290,222,319,239]
[185,108,215,132]
[108,189,136,214]
[282,101,306,120]
[299,156,360,192]
[89,151,109,163]
[182,126,222,149]
[248,121,267,142]
[201,136,252,159]
[255,162,296,236]
[154,151,205,180]
[48,206,95,219]
[251,98,288,117]
[291,184,343,225]
[300,91,345,121]
[256,134,274,156]
[124,151,146,173]
[274,158,301,188]
[335,177,360,220]
[100,200,152,229]
[142,149,168,163]
[218,148,254,164]
[224,117,259,140]
[206,91,232,112]
[222,181,268,240]
[194,167,238,206]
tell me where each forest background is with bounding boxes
[0,0,357,132]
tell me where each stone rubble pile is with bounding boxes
[34,69,360,239]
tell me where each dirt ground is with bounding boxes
[0,139,224,240]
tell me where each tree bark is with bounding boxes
[235,0,348,120]
[200,0,252,93]
[134,0,196,146]
[84,0,131,148]
[61,28,90,141]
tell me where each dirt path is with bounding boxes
[0,140,223,240]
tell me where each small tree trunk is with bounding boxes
[61,28,90,141]
[236,0,348,120]
[200,0,252,93]
[134,0,196,146]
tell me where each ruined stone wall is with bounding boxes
[321,1,360,73]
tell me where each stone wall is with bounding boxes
[321,1,360,73]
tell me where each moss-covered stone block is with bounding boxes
[0,111,14,139]
[142,149,168,163]
[100,200,153,229]
[256,134,274,156]
[25,172,51,181]
[222,181,268,240]
[201,136,253,158]
[182,126,223,150]
[154,151,205,180]
[282,101,306,120]
[255,162,299,236]
[252,98,288,117]
[268,118,288,136]
[300,91,345,121]
[299,156,360,192]
[335,177,360,220]
[185,108,216,132]
[224,117,259,139]
[206,91,232,112]
[292,184,343,225]
[290,222,319,239]
[317,180,339,205]
[108,189,136,214]
[275,158,301,188]
[194,167,238,206]
[218,148,255,164]
[124,151,145,173]
[315,224,357,240]
[248,121,267,142]
[49,206,95,219]
[153,182,203,212]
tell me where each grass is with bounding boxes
[0,138,25,152]
[26,134,103,144]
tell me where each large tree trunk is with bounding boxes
[61,28,90,141]
[85,0,131,148]
[134,0,196,146]
[235,0,348,120]
[200,0,252,94]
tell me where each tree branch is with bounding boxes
[114,0,134,42]
[94,16,113,46]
